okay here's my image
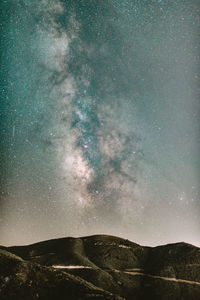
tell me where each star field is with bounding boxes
[0,0,199,246]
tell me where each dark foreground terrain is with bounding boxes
[1,235,200,300]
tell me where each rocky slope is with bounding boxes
[1,235,200,299]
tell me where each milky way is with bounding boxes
[0,0,199,246]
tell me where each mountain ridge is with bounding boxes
[0,234,200,299]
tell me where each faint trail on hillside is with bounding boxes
[123,270,200,286]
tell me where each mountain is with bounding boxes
[0,235,200,299]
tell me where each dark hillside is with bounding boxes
[1,235,200,299]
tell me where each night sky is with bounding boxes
[1,0,199,247]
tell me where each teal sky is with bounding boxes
[0,0,199,246]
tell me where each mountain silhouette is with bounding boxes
[1,235,200,299]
